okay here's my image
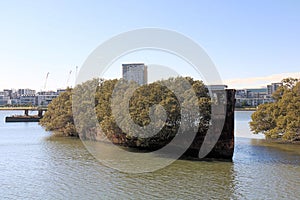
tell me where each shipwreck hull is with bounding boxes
[80,89,236,161]
[182,89,235,160]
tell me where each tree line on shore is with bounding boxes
[250,78,300,141]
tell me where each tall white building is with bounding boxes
[122,63,148,85]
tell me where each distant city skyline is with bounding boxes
[0,78,286,107]
[0,76,291,91]
[0,68,299,91]
[0,1,299,90]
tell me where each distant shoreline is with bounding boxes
[0,106,256,112]
[0,106,47,111]
[0,106,38,110]
[235,107,256,111]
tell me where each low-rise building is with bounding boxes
[206,85,228,91]
[56,89,66,95]
[18,89,36,96]
[19,95,37,106]
[235,82,283,107]
[36,91,58,106]
[0,88,63,106]
[0,91,10,106]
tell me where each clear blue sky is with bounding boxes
[0,0,299,90]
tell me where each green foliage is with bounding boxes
[93,77,211,147]
[40,77,212,147]
[39,88,77,137]
[250,78,300,141]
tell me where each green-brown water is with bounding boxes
[0,111,299,199]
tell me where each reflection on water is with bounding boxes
[235,111,265,139]
[0,111,299,199]
[233,138,300,199]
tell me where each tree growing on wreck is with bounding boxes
[40,77,212,147]
[39,88,77,136]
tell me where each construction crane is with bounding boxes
[44,72,50,90]
[75,66,78,79]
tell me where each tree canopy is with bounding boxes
[40,77,212,147]
[39,88,77,136]
[250,78,300,141]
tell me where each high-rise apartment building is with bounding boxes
[122,63,148,85]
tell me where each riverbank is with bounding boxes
[0,106,39,110]
[235,107,257,111]
[264,138,300,145]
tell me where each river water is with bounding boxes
[0,110,299,199]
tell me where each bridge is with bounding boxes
[0,107,47,117]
